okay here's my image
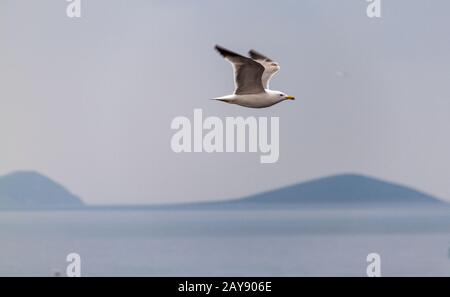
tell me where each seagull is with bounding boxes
[213,45,295,108]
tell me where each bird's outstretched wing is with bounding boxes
[215,45,265,95]
[249,49,280,89]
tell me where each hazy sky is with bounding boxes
[1,0,450,204]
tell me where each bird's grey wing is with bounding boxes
[249,49,280,89]
[215,45,265,95]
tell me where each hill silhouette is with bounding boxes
[231,174,443,206]
[0,171,84,209]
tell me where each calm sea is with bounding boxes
[1,207,450,276]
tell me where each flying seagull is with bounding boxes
[213,45,295,108]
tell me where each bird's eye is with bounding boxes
[280,94,284,97]
[272,63,278,67]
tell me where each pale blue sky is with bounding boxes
[1,0,450,204]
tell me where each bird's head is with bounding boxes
[272,91,295,102]
[269,62,281,72]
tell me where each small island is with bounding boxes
[232,174,443,206]
[0,171,84,210]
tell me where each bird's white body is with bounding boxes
[214,89,287,109]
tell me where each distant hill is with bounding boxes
[0,171,84,210]
[228,174,443,206]
[93,174,446,211]
[0,172,444,210]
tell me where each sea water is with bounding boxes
[1,207,450,276]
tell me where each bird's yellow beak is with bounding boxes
[286,96,295,100]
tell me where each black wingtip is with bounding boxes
[249,49,272,62]
[214,44,225,56]
[214,45,243,58]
